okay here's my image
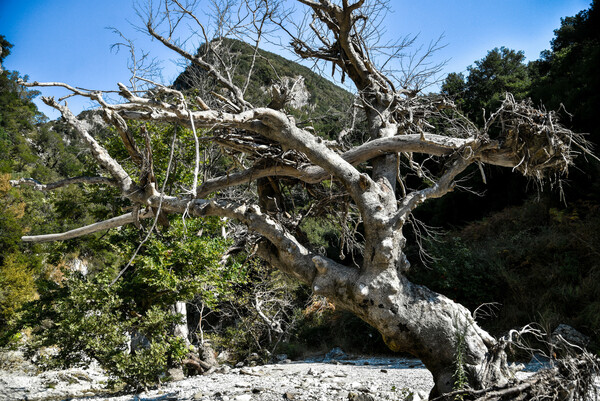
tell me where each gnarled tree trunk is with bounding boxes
[14,0,594,396]
[320,267,509,395]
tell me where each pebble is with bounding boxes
[0,354,460,401]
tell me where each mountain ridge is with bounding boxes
[173,38,354,138]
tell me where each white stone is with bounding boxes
[359,283,369,296]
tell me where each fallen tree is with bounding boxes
[14,0,598,397]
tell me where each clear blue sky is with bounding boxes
[0,0,591,119]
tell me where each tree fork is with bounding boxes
[15,0,598,398]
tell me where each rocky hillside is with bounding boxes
[173,38,354,139]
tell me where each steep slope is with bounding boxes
[173,38,354,139]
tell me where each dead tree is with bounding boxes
[14,0,597,396]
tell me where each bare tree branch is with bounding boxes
[39,96,136,194]
[10,176,118,191]
[22,209,154,243]
[145,22,252,110]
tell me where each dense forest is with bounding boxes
[413,0,600,341]
[1,0,599,390]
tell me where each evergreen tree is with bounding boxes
[442,47,530,125]
[529,0,600,142]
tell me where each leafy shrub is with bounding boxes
[18,215,238,389]
[23,270,188,389]
[408,236,506,311]
[0,254,37,325]
[0,174,41,335]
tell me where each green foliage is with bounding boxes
[453,324,468,398]
[98,122,204,193]
[0,174,41,331]
[442,47,530,126]
[125,217,241,309]
[0,37,46,174]
[408,235,506,311]
[0,174,26,257]
[18,213,236,388]
[24,269,188,389]
[412,199,600,346]
[211,263,389,362]
[1,35,12,64]
[209,259,301,361]
[108,306,189,389]
[433,46,536,229]
[529,0,600,144]
[0,253,37,326]
[174,38,354,139]
[441,73,467,109]
[300,216,345,260]
[431,3,600,351]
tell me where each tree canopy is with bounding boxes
[442,47,530,125]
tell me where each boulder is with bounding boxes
[551,324,590,349]
[325,347,346,360]
[348,392,375,401]
[167,367,185,381]
[199,343,218,366]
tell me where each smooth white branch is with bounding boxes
[196,134,517,197]
[10,176,118,191]
[22,209,153,243]
[41,97,135,194]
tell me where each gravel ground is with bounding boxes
[1,354,434,401]
[109,359,434,401]
[4,351,593,401]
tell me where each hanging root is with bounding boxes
[489,94,595,182]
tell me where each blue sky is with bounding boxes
[0,0,591,119]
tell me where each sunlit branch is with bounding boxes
[145,23,252,110]
[22,209,154,243]
[10,176,118,191]
[40,96,135,194]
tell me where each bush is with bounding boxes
[23,270,188,390]
[207,260,304,362]
[0,253,37,326]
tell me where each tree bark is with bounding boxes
[173,301,191,346]
[269,234,509,395]
[327,269,509,396]
[17,0,593,396]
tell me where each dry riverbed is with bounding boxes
[1,352,437,401]
[1,349,556,401]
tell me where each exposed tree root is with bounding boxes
[436,353,599,401]
[182,351,216,376]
